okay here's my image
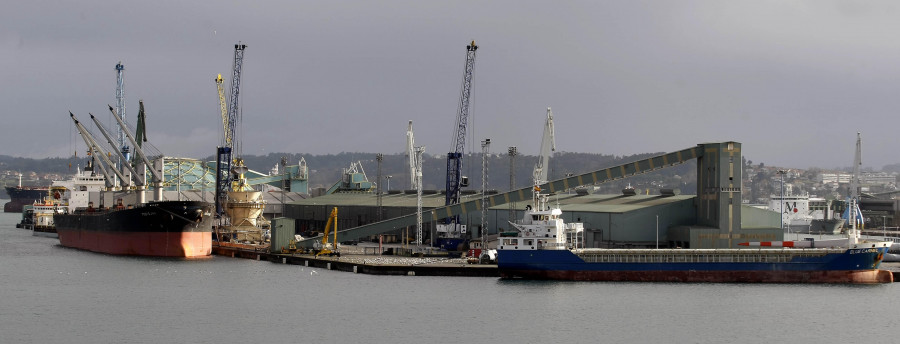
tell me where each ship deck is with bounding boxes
[575,247,846,263]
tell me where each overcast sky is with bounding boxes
[3,1,900,170]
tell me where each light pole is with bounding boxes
[777,170,787,232]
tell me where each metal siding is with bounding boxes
[270,217,296,252]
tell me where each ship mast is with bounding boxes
[108,105,163,201]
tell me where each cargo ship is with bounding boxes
[4,185,50,212]
[54,200,214,257]
[497,186,892,284]
[53,110,216,257]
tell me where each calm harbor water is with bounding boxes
[1,207,898,344]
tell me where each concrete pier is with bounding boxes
[212,243,499,277]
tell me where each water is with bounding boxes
[1,208,898,344]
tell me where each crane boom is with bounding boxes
[69,112,119,189]
[215,42,247,216]
[533,107,556,184]
[228,43,246,157]
[89,113,142,187]
[407,120,417,189]
[436,40,478,251]
[216,74,229,147]
[108,105,161,184]
[445,40,478,207]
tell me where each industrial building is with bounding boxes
[281,142,783,250]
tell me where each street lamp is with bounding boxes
[777,170,787,233]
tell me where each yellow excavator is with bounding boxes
[314,207,341,257]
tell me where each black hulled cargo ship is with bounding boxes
[54,200,214,257]
[5,186,50,212]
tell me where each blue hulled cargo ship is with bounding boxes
[497,187,892,284]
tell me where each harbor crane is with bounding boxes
[437,40,478,251]
[407,120,418,190]
[533,108,556,185]
[214,43,247,216]
[114,62,130,167]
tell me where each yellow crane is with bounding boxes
[315,207,341,257]
[215,74,230,148]
[216,73,252,192]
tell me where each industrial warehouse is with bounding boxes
[277,142,784,251]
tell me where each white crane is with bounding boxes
[848,132,863,244]
[407,120,418,190]
[533,107,556,185]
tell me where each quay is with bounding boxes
[212,242,499,277]
[881,262,900,282]
[214,242,900,282]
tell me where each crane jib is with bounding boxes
[445,41,478,211]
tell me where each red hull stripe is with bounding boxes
[57,230,211,257]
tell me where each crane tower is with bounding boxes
[115,62,130,167]
[437,40,478,251]
[445,41,478,206]
[533,107,556,184]
[214,43,247,216]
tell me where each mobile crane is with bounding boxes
[436,41,478,252]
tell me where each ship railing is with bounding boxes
[577,249,838,264]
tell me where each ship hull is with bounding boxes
[32,225,59,238]
[4,186,49,212]
[498,247,892,284]
[54,201,214,258]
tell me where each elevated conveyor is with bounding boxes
[203,161,309,193]
[295,145,710,248]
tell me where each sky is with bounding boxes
[3,1,900,170]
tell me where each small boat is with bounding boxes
[15,188,68,238]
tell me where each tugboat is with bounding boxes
[18,187,68,238]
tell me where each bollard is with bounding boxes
[327,263,332,270]
[282,258,286,264]
[353,266,358,273]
